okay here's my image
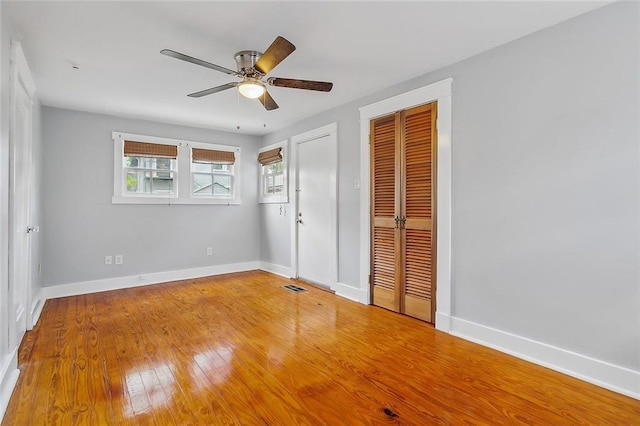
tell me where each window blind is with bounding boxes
[257,147,282,166]
[192,148,235,164]
[124,141,178,159]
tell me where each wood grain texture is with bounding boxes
[4,271,639,425]
[371,103,437,322]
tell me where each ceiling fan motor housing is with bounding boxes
[234,50,262,76]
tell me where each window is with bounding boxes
[112,132,241,205]
[191,148,235,198]
[258,141,288,203]
[123,141,177,195]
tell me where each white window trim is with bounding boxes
[258,140,288,204]
[112,131,241,205]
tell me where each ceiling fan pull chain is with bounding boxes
[236,89,241,131]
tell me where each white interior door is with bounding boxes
[9,42,34,348]
[296,131,337,288]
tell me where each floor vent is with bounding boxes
[283,284,308,293]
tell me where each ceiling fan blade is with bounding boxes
[258,90,279,111]
[188,82,238,98]
[268,77,333,92]
[161,49,239,76]
[254,36,296,75]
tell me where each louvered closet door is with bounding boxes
[371,114,401,312]
[402,103,436,322]
[370,102,437,323]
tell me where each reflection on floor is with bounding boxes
[3,270,638,424]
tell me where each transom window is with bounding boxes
[112,132,241,205]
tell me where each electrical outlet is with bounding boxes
[115,255,123,265]
[206,247,213,256]
[105,255,113,265]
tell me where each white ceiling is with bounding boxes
[6,1,608,135]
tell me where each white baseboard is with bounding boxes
[0,349,19,423]
[435,311,452,332]
[333,282,369,304]
[43,261,261,300]
[259,262,293,279]
[30,288,44,328]
[446,315,640,400]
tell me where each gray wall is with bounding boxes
[261,1,639,371]
[260,202,292,269]
[41,107,261,286]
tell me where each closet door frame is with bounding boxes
[359,78,453,332]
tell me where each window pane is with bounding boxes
[193,174,213,195]
[151,174,174,194]
[125,156,176,170]
[268,161,284,173]
[156,158,173,171]
[265,175,274,194]
[213,175,231,195]
[192,163,232,173]
[193,163,213,173]
[125,169,174,194]
[274,174,284,193]
[213,164,232,172]
[126,171,141,192]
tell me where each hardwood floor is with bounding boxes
[3,271,638,425]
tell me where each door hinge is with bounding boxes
[368,274,372,284]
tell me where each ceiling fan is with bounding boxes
[161,36,333,111]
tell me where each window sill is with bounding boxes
[259,196,289,204]
[112,196,241,205]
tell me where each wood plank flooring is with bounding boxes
[3,271,639,424]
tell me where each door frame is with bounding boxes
[290,122,338,289]
[8,41,36,347]
[359,78,452,332]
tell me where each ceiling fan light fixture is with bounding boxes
[238,81,266,99]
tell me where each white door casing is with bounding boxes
[290,123,337,289]
[359,78,452,331]
[8,42,36,348]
